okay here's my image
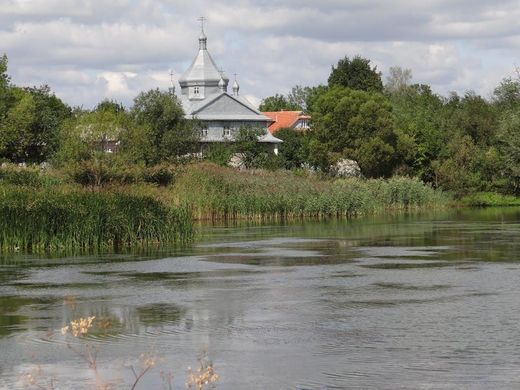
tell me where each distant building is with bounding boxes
[177,25,282,154]
[262,111,311,134]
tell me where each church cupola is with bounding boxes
[232,77,240,96]
[178,17,229,100]
[199,30,207,50]
[218,76,226,92]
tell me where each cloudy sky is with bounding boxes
[1,0,519,108]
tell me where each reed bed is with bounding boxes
[173,163,449,220]
[0,185,193,253]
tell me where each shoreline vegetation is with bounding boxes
[0,162,450,253]
[2,53,520,254]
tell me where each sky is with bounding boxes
[1,0,519,109]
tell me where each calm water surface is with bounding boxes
[1,208,520,389]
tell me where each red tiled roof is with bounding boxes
[262,111,311,133]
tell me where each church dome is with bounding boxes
[178,32,229,90]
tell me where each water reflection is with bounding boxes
[0,208,520,388]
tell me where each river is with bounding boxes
[1,208,520,389]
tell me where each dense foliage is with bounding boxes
[328,55,384,93]
[1,52,520,200]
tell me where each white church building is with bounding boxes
[176,25,282,154]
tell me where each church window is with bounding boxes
[194,87,200,95]
[201,128,208,137]
[223,127,231,137]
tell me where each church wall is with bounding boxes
[201,120,269,142]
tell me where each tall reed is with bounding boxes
[173,163,449,220]
[0,185,193,253]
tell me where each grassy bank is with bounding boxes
[172,163,449,220]
[0,162,450,252]
[460,192,520,207]
[0,185,193,253]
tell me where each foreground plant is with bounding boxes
[186,353,219,390]
[22,311,219,389]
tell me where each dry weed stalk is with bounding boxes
[22,311,219,389]
[186,354,219,390]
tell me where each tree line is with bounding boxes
[1,53,520,197]
[261,56,520,197]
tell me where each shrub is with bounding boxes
[143,164,177,186]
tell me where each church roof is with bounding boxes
[263,111,311,133]
[178,33,229,86]
[180,91,271,122]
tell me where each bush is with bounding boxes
[143,164,177,186]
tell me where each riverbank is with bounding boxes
[0,184,193,253]
[0,162,449,252]
[460,192,520,207]
[172,163,449,220]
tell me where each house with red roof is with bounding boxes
[262,111,311,134]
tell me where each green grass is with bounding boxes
[172,163,449,220]
[0,185,193,253]
[460,192,520,207]
[0,162,451,253]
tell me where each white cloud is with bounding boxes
[1,0,519,107]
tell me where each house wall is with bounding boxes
[201,120,269,142]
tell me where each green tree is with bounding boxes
[274,127,305,169]
[494,76,520,109]
[328,56,383,93]
[95,99,125,114]
[497,112,520,194]
[0,54,11,120]
[389,83,447,180]
[0,88,35,162]
[234,126,265,169]
[130,89,200,164]
[205,142,233,166]
[55,106,128,165]
[494,76,520,194]
[0,82,71,163]
[448,91,498,146]
[309,86,397,177]
[434,135,485,195]
[25,85,72,162]
[259,94,301,112]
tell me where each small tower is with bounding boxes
[232,73,240,96]
[218,69,227,92]
[198,16,207,50]
[218,77,226,92]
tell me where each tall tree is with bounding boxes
[274,127,306,169]
[0,54,10,120]
[385,66,413,94]
[389,83,447,180]
[328,56,383,93]
[259,94,301,112]
[309,85,397,177]
[0,85,71,163]
[130,89,200,164]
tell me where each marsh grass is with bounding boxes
[0,185,193,253]
[460,192,520,207]
[173,163,449,220]
[0,162,448,253]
